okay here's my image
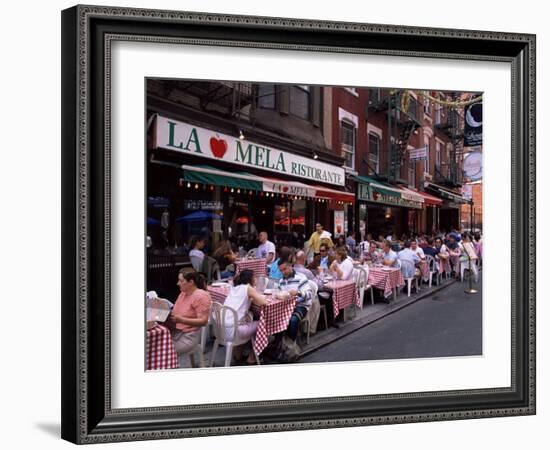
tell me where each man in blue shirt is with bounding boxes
[277,258,313,342]
[382,240,398,267]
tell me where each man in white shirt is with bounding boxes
[256,231,276,264]
[410,240,425,259]
[398,240,420,278]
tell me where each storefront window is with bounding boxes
[290,200,306,239]
[274,202,290,234]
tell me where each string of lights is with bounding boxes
[177,179,354,206]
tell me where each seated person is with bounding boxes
[188,235,207,271]
[166,271,211,361]
[363,241,382,263]
[223,269,267,364]
[423,237,438,258]
[410,240,426,260]
[329,247,354,281]
[398,240,421,278]
[212,240,238,279]
[277,258,313,342]
[293,250,316,281]
[269,246,294,280]
[381,240,398,267]
[312,243,334,271]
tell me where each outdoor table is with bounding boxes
[207,285,296,355]
[323,279,360,319]
[234,257,267,279]
[146,324,179,370]
[367,266,405,299]
[418,260,429,281]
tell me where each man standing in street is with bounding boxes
[306,223,333,259]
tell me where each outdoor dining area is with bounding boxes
[145,228,482,370]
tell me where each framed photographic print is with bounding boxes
[61,4,536,444]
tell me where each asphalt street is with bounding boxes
[300,278,482,363]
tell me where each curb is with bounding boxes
[297,277,460,359]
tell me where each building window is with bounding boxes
[368,132,380,175]
[435,105,442,124]
[425,140,431,173]
[408,162,416,187]
[341,121,355,170]
[290,85,310,120]
[424,97,431,116]
[436,142,442,169]
[258,83,276,109]
[369,88,381,103]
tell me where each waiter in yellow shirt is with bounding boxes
[306,223,334,258]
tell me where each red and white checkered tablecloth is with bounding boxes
[418,260,429,281]
[206,285,295,355]
[234,258,267,279]
[253,297,295,355]
[325,279,360,319]
[368,267,405,297]
[146,324,179,370]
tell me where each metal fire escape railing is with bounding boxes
[368,90,422,183]
[434,102,464,187]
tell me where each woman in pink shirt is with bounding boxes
[166,271,212,357]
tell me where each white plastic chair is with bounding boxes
[400,260,419,297]
[425,255,440,287]
[247,248,258,258]
[209,302,261,367]
[356,266,374,307]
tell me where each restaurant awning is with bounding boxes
[354,175,423,209]
[424,182,467,204]
[181,165,355,203]
[354,175,401,198]
[399,187,443,206]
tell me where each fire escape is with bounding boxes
[434,96,464,188]
[368,89,422,183]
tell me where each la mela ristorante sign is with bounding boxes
[154,116,345,187]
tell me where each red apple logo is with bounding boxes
[210,137,227,158]
[283,186,289,193]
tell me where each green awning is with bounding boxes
[182,165,263,191]
[354,175,401,198]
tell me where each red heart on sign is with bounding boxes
[210,137,227,158]
[283,186,289,192]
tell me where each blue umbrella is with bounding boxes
[176,211,222,222]
[147,217,160,225]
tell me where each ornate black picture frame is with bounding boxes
[61,4,536,444]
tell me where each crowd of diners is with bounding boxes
[159,223,482,365]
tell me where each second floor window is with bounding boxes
[368,133,380,175]
[341,121,355,170]
[436,142,442,168]
[290,85,310,120]
[258,84,276,109]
